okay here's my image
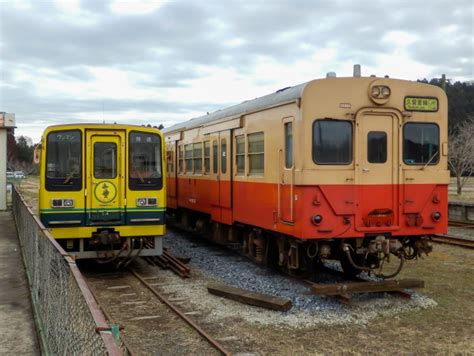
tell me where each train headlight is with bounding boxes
[381,86,391,98]
[51,198,75,208]
[136,198,157,207]
[431,212,441,222]
[371,86,381,97]
[369,84,391,104]
[136,198,147,206]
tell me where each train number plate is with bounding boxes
[404,96,438,112]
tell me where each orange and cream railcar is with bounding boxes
[164,71,448,277]
[38,124,166,260]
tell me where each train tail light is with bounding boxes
[51,198,75,208]
[311,215,323,225]
[431,212,441,222]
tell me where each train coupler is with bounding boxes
[91,230,121,246]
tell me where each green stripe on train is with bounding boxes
[40,211,165,227]
[40,207,166,213]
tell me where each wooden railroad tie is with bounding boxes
[310,278,424,304]
[207,282,293,312]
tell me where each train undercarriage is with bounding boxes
[171,209,433,279]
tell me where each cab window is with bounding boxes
[45,129,82,191]
[312,119,352,165]
[403,123,439,165]
[129,131,162,190]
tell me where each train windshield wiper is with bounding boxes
[420,151,439,170]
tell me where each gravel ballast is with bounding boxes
[162,229,437,328]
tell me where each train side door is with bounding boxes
[210,136,221,221]
[210,130,232,224]
[166,141,178,208]
[356,111,399,230]
[279,118,295,223]
[86,130,125,224]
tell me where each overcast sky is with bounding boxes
[1,0,473,142]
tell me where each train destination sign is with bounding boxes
[404,96,438,112]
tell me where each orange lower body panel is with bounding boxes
[169,178,448,239]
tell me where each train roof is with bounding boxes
[42,123,162,131]
[163,76,446,135]
[163,81,307,134]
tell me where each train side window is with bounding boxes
[193,142,202,175]
[312,119,352,165]
[221,138,227,174]
[129,131,163,190]
[94,142,117,178]
[284,122,293,168]
[213,140,218,174]
[403,123,439,165]
[185,144,193,174]
[204,141,210,174]
[248,132,264,175]
[235,135,245,175]
[45,129,82,191]
[367,131,387,164]
[178,145,184,174]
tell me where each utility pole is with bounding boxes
[441,74,446,92]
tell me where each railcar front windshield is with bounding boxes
[129,131,163,190]
[403,123,439,165]
[45,129,82,191]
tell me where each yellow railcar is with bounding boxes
[37,123,166,260]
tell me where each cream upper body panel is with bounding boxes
[164,76,448,186]
[300,77,448,185]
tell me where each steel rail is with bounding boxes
[129,269,231,356]
[448,221,474,229]
[86,286,137,356]
[432,235,474,249]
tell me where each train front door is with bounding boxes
[356,111,400,230]
[86,130,125,224]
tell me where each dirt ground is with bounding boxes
[14,177,474,354]
[241,244,474,354]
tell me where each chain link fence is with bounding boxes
[12,187,123,355]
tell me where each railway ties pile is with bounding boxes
[307,278,424,305]
[143,243,191,278]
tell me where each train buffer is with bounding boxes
[309,278,425,304]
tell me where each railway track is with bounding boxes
[83,263,231,355]
[432,235,474,249]
[448,220,474,229]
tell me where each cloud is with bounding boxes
[0,0,472,141]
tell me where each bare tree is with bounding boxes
[449,117,474,194]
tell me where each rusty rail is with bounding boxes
[448,220,474,229]
[130,269,231,356]
[432,235,474,249]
